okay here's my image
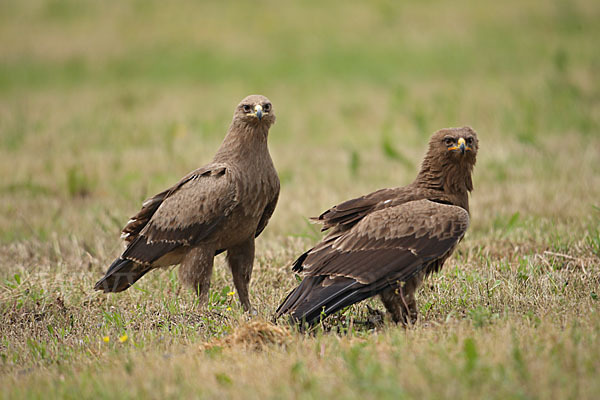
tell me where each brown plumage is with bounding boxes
[94,95,280,311]
[276,126,478,326]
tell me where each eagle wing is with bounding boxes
[313,188,394,232]
[119,163,240,265]
[276,199,469,324]
[255,184,280,238]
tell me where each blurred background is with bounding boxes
[1,3,600,396]
[0,0,598,248]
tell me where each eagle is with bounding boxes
[276,126,478,326]
[95,95,280,312]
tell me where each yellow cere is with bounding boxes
[449,137,470,152]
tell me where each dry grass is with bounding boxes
[1,0,600,398]
[201,320,292,351]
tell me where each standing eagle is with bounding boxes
[95,95,280,312]
[276,127,478,326]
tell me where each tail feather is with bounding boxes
[94,258,152,293]
[277,257,435,327]
[276,276,373,327]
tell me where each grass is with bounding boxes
[1,0,599,398]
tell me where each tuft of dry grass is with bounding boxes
[201,320,292,351]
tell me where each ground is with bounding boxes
[1,0,599,398]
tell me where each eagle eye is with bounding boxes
[444,137,455,146]
[263,103,271,112]
[242,104,252,113]
[466,137,474,145]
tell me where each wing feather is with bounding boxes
[119,163,239,265]
[303,200,468,281]
[276,199,469,324]
[254,184,280,238]
[313,188,395,231]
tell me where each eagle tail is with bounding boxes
[276,276,373,327]
[94,258,151,293]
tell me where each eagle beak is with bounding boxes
[449,138,469,154]
[254,104,263,121]
[458,137,466,154]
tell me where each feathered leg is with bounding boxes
[379,274,423,325]
[178,246,215,307]
[226,239,255,312]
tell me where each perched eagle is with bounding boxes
[95,95,280,312]
[276,127,478,326]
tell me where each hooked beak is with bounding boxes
[458,137,466,154]
[449,137,469,154]
[254,104,263,121]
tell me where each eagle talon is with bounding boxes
[365,305,386,326]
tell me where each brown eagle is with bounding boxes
[276,126,478,326]
[95,95,280,312]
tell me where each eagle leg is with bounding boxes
[379,277,421,326]
[178,246,215,307]
[226,239,255,313]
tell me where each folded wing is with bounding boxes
[276,199,469,325]
[121,164,239,264]
[94,164,239,292]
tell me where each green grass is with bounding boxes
[1,0,600,398]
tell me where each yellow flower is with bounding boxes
[119,334,128,343]
[227,291,235,297]
[103,336,110,343]
[226,306,232,311]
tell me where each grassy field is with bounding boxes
[1,0,599,398]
